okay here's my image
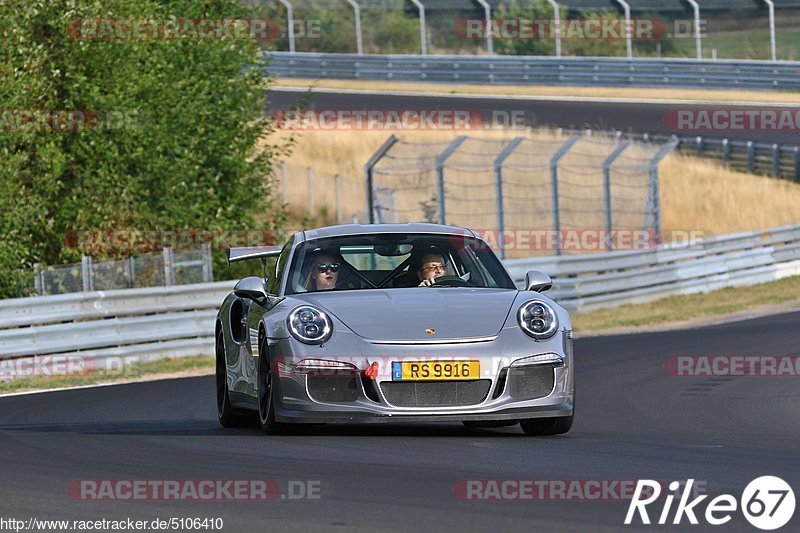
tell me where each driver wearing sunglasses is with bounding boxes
[304,253,342,291]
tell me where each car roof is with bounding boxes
[298,223,477,243]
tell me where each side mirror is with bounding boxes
[234,276,269,302]
[525,270,552,292]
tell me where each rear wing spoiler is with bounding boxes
[227,245,282,264]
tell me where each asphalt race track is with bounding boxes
[1,311,798,532]
[267,88,799,145]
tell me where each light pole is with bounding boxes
[409,0,427,55]
[685,0,702,59]
[475,0,493,55]
[615,0,632,59]
[345,0,363,55]
[764,0,777,61]
[546,0,562,57]
[278,0,295,52]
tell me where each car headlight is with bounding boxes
[287,306,333,345]
[517,300,558,339]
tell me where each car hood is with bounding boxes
[298,288,519,341]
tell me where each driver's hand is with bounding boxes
[419,278,436,287]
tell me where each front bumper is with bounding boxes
[269,327,575,424]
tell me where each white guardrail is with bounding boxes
[1,224,799,375]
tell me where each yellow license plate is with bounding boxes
[391,361,480,381]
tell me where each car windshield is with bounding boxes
[285,233,516,294]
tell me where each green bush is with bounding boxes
[0,0,287,298]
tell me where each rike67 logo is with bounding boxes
[626,477,795,530]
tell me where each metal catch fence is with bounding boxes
[32,246,213,296]
[364,133,678,258]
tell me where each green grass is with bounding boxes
[572,275,800,333]
[0,356,214,395]
[671,28,800,61]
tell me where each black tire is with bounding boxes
[519,415,573,436]
[257,332,286,435]
[216,330,252,428]
[520,388,575,436]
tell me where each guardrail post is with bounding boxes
[722,139,731,167]
[364,135,399,223]
[126,256,135,288]
[306,167,314,214]
[163,247,174,287]
[493,137,525,259]
[603,141,631,251]
[335,174,343,224]
[773,144,782,178]
[81,255,93,292]
[202,243,212,282]
[696,136,705,157]
[34,263,42,296]
[747,141,756,173]
[550,136,581,256]
[435,136,468,225]
[281,161,288,204]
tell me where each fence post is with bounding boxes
[722,139,731,167]
[335,174,343,224]
[278,0,296,53]
[126,256,135,288]
[493,137,525,259]
[795,147,800,182]
[648,139,680,245]
[603,141,631,251]
[34,263,42,296]
[550,136,581,256]
[202,243,212,282]
[435,136,468,225]
[281,161,288,204]
[163,247,174,287]
[747,141,756,173]
[364,135,399,223]
[306,167,314,214]
[81,255,93,292]
[696,136,704,157]
[773,144,782,178]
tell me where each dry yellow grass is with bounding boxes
[268,129,800,237]
[275,78,800,104]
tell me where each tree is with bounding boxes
[0,0,286,297]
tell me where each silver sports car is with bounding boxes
[215,223,574,435]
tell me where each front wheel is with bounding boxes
[257,334,285,435]
[519,415,573,436]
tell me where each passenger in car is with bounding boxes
[304,251,344,291]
